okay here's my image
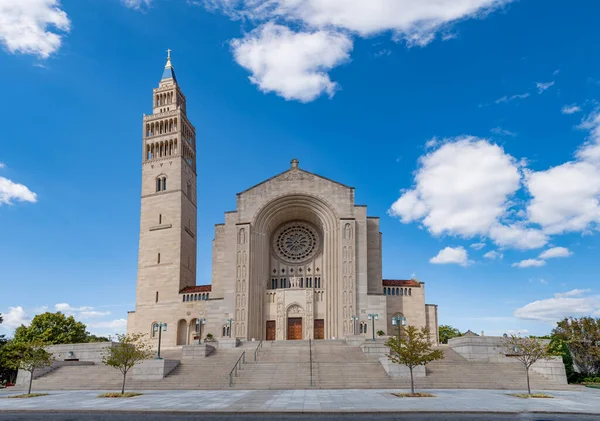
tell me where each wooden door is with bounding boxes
[287,318,303,340]
[266,320,276,341]
[314,319,324,340]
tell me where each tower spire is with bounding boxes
[161,49,177,82]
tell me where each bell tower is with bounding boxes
[135,50,197,311]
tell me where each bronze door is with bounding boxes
[266,320,276,341]
[314,319,324,340]
[287,318,303,340]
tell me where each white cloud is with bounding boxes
[511,259,546,268]
[430,246,469,266]
[536,81,555,94]
[562,104,582,115]
[1,306,30,329]
[514,290,600,321]
[121,0,152,9]
[470,242,486,250]
[0,162,5,169]
[555,289,591,298]
[0,0,71,58]
[483,250,503,260]
[495,92,530,104]
[207,0,513,101]
[389,137,521,238]
[539,246,572,259]
[231,23,353,102]
[491,127,517,137]
[54,303,110,319]
[488,223,548,250]
[86,319,127,336]
[0,176,37,205]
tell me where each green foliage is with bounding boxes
[553,317,600,377]
[0,314,15,385]
[7,393,49,399]
[205,333,214,341]
[501,335,552,394]
[386,325,444,394]
[438,325,462,344]
[87,334,110,343]
[582,376,600,384]
[2,341,55,394]
[377,330,385,337]
[13,312,89,345]
[102,333,153,394]
[98,392,143,398]
[507,393,554,399]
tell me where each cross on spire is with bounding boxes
[167,49,172,60]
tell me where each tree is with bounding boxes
[102,333,153,394]
[2,341,55,394]
[386,325,444,394]
[501,334,552,395]
[13,312,89,345]
[553,317,600,377]
[438,325,462,344]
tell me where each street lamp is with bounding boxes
[350,315,359,335]
[155,322,166,359]
[227,318,235,338]
[391,315,406,338]
[367,314,378,342]
[196,317,206,344]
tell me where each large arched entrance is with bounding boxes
[286,304,304,340]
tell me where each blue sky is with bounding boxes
[1,0,599,338]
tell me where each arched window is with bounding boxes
[182,295,185,302]
[222,326,227,337]
[409,288,412,296]
[162,178,167,191]
[156,178,161,192]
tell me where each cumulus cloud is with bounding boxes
[231,23,352,102]
[514,289,600,321]
[539,246,572,259]
[488,224,548,250]
[389,136,523,238]
[1,306,30,329]
[562,104,582,115]
[204,0,514,101]
[483,250,503,260]
[430,246,469,266]
[511,259,546,268]
[0,175,37,205]
[0,0,71,58]
[536,81,555,94]
[121,0,152,9]
[54,303,110,319]
[87,319,127,333]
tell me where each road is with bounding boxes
[0,413,598,421]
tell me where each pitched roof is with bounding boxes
[382,279,421,287]
[180,285,212,293]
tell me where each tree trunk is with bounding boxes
[28,370,33,395]
[526,367,531,395]
[409,366,415,395]
[121,370,127,395]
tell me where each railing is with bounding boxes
[228,351,246,387]
[309,338,313,387]
[254,340,263,361]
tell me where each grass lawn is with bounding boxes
[98,392,144,398]
[507,393,554,399]
[392,392,436,398]
[7,393,49,399]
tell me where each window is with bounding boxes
[162,178,167,191]
[156,176,167,192]
[186,181,192,198]
[409,288,412,296]
[156,179,161,192]
[155,291,159,303]
[159,214,162,224]
[157,253,161,264]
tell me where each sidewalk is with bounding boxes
[0,388,598,414]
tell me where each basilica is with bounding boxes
[126,54,439,347]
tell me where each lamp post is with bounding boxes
[367,314,378,342]
[391,315,406,338]
[196,317,206,344]
[155,322,165,359]
[227,318,234,338]
[350,315,359,335]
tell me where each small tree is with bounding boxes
[386,325,444,394]
[502,335,552,395]
[3,341,55,395]
[438,325,462,344]
[102,333,153,394]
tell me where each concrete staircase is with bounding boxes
[24,340,569,391]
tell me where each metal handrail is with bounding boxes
[254,340,263,361]
[228,350,246,387]
[309,338,313,387]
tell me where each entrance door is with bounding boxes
[287,318,303,340]
[314,319,324,340]
[266,320,276,341]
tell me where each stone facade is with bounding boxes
[127,56,439,348]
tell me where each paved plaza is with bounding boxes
[0,388,598,414]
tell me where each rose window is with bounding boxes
[273,222,320,263]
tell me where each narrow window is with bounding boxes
[409,288,412,296]
[162,178,167,191]
[157,253,161,264]
[155,291,159,303]
[182,295,185,302]
[159,214,162,224]
[186,182,192,198]
[156,179,161,192]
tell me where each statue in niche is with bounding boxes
[238,228,246,245]
[344,223,353,240]
[242,279,246,293]
[237,251,241,265]
[236,294,240,307]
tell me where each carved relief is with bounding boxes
[276,169,315,182]
[276,291,284,340]
[287,304,303,315]
[305,289,314,340]
[238,228,246,245]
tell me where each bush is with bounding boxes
[377,330,385,337]
[205,333,214,341]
